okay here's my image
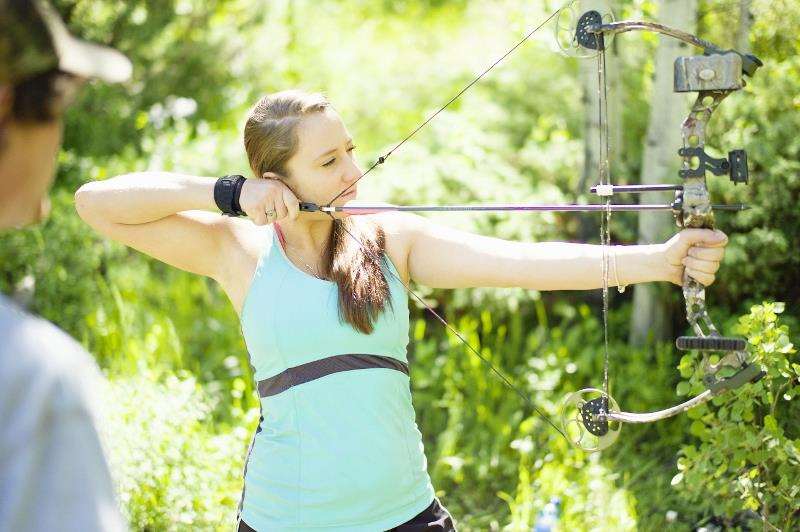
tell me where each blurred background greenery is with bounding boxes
[1,0,798,530]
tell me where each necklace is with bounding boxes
[288,247,325,280]
[273,223,326,280]
[282,240,325,280]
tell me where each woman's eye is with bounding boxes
[322,146,355,168]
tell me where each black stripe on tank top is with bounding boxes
[257,354,409,398]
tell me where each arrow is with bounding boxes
[299,201,748,214]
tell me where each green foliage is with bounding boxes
[409,298,655,530]
[57,0,263,158]
[702,0,800,318]
[0,187,114,334]
[670,303,799,530]
[95,369,259,531]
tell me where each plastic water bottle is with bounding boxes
[532,497,561,532]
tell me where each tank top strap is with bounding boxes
[273,222,287,249]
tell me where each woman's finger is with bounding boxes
[274,201,289,221]
[283,188,300,220]
[261,197,278,224]
[687,245,725,262]
[251,211,266,226]
[682,228,728,248]
[685,267,715,286]
[682,256,720,275]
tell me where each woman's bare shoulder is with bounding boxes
[358,212,424,282]
[363,211,424,236]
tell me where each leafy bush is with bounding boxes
[409,296,647,530]
[671,303,799,530]
[95,370,259,531]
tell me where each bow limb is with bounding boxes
[606,360,765,425]
[588,20,722,53]
[578,16,763,76]
[606,391,713,424]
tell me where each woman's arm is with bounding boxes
[73,172,234,280]
[74,171,297,284]
[74,171,219,224]
[393,213,726,291]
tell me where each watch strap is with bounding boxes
[214,174,246,216]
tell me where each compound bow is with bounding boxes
[557,5,765,452]
[304,0,765,452]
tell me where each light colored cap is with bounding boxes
[0,0,132,84]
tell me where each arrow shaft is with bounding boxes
[329,203,671,213]
[299,202,747,214]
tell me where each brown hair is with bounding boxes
[243,90,391,334]
[0,69,61,151]
[11,69,62,122]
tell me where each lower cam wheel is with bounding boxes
[559,388,621,452]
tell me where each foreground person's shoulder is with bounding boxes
[0,293,108,415]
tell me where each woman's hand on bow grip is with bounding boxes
[239,173,300,225]
[662,229,728,287]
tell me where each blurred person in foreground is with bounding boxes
[0,0,132,530]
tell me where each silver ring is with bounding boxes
[266,210,276,218]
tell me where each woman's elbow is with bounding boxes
[74,181,107,223]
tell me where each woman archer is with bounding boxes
[74,90,728,531]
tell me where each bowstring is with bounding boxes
[317,0,756,444]
[320,1,583,444]
[596,29,612,411]
[329,215,569,442]
[325,1,572,207]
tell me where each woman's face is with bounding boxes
[283,109,361,206]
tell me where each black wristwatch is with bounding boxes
[214,175,247,217]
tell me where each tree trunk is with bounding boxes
[629,0,698,347]
[735,0,753,53]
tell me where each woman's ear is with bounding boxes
[263,171,288,181]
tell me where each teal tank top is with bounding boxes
[237,225,435,531]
